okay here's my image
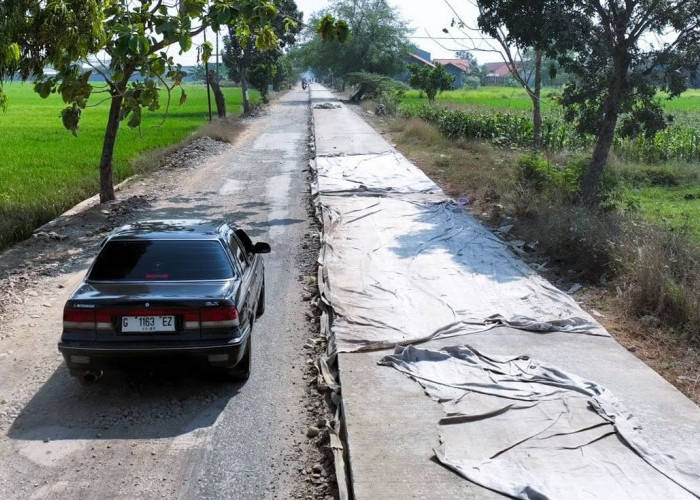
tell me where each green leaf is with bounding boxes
[254,26,278,51]
[179,35,192,54]
[127,106,142,129]
[149,58,166,77]
[201,41,214,63]
[334,20,349,43]
[284,17,298,33]
[317,14,335,42]
[60,103,81,136]
[4,43,20,65]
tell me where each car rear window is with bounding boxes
[88,240,235,281]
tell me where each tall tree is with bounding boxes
[470,0,700,204]
[556,1,700,204]
[464,0,572,150]
[293,0,411,82]
[222,0,301,113]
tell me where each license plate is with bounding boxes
[121,316,175,333]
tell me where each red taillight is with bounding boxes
[200,306,239,328]
[63,306,96,329]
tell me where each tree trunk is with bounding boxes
[207,70,226,118]
[350,83,368,102]
[239,65,251,115]
[532,49,543,150]
[581,52,626,206]
[581,103,619,205]
[260,85,269,104]
[98,89,124,203]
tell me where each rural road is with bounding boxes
[0,87,332,499]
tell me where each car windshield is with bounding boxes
[88,239,235,281]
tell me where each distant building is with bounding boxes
[483,61,524,85]
[397,49,435,83]
[398,48,473,90]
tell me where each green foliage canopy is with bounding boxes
[222,0,301,106]
[407,63,455,103]
[475,0,700,204]
[293,0,411,81]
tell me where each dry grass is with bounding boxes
[617,223,700,333]
[383,117,519,211]
[580,289,700,404]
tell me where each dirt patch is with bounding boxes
[291,202,339,500]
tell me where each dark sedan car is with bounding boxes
[58,219,270,382]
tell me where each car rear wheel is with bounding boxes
[255,280,265,318]
[226,335,251,381]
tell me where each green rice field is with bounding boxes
[401,86,700,238]
[403,86,700,115]
[0,82,255,249]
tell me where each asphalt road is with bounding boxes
[0,87,324,499]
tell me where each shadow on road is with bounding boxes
[7,363,242,441]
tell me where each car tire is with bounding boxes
[226,335,251,381]
[255,280,265,318]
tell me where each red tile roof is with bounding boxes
[407,53,435,68]
[483,61,522,77]
[433,59,470,72]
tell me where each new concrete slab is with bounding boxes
[310,84,700,499]
[311,85,393,156]
[339,328,700,499]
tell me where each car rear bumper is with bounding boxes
[58,337,248,372]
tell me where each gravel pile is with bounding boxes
[162,137,230,170]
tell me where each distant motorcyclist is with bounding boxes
[301,78,308,90]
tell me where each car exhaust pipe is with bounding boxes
[82,370,103,383]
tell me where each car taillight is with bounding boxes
[183,311,200,330]
[64,306,113,330]
[63,307,96,329]
[200,306,239,328]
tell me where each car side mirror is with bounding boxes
[253,242,271,254]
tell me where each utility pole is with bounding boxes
[203,30,212,122]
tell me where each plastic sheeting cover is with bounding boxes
[380,345,700,499]
[314,153,442,195]
[316,167,608,352]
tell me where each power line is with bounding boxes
[408,36,493,40]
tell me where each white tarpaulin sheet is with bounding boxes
[380,345,700,499]
[315,153,608,352]
[314,153,442,195]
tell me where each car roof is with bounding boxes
[107,219,238,241]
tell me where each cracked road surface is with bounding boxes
[0,87,327,499]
